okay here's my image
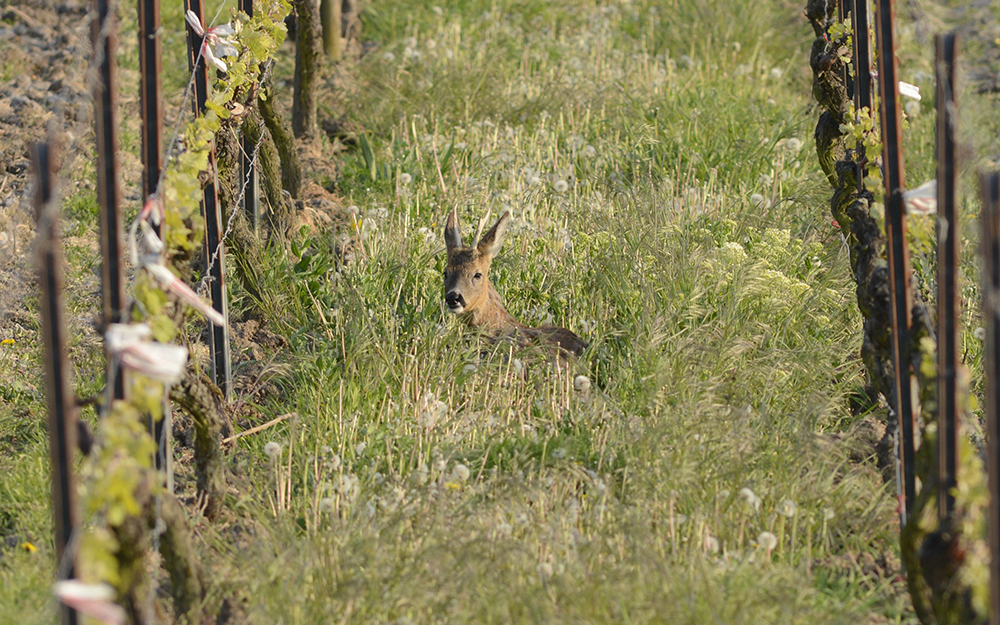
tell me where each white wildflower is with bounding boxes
[705,535,720,554]
[263,441,281,459]
[738,487,760,512]
[451,463,471,482]
[777,498,798,518]
[757,531,778,551]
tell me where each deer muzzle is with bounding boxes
[445,291,465,313]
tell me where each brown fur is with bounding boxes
[443,209,588,358]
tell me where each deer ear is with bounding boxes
[477,211,511,258]
[444,208,463,253]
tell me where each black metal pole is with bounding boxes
[852,0,873,193]
[935,32,959,523]
[983,170,1000,625]
[875,0,916,524]
[138,0,163,202]
[240,0,259,231]
[185,0,232,399]
[32,142,79,625]
[93,0,125,402]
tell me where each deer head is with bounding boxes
[443,209,512,322]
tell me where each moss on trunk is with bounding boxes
[292,0,322,138]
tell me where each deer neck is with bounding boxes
[465,283,522,332]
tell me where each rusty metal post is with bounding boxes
[185,0,232,399]
[875,0,916,524]
[92,0,125,401]
[32,142,79,625]
[240,0,259,231]
[138,0,163,202]
[983,170,1000,625]
[936,32,959,523]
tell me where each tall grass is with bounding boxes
[8,0,1000,622]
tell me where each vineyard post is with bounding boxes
[185,0,233,399]
[935,32,959,522]
[875,0,916,524]
[240,0,260,230]
[138,0,173,483]
[138,0,163,204]
[852,0,873,192]
[32,141,79,625]
[982,169,1000,625]
[92,0,125,401]
[838,0,854,99]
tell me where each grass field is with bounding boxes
[2,0,999,622]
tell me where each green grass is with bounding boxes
[4,0,1000,622]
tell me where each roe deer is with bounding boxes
[443,208,588,358]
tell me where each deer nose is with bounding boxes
[445,291,464,310]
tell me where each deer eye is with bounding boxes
[474,272,483,280]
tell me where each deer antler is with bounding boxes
[472,209,492,248]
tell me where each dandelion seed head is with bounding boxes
[705,535,720,554]
[554,180,569,193]
[551,447,568,459]
[757,531,778,551]
[777,498,798,518]
[975,327,987,341]
[785,138,802,152]
[739,487,760,511]
[573,375,591,393]
[356,442,368,456]
[451,463,471,482]
[319,497,335,513]
[263,441,281,459]
[824,508,836,521]
[400,173,412,185]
